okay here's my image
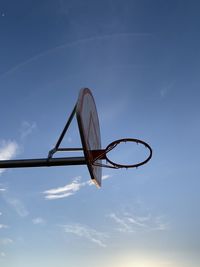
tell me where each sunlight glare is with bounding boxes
[110,252,174,267]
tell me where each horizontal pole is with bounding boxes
[0,157,87,169]
[56,148,83,152]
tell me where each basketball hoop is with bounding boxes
[91,138,152,169]
[0,88,153,187]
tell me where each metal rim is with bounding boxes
[104,138,153,168]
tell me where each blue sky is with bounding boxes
[0,1,200,266]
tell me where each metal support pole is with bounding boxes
[0,157,86,169]
[48,104,77,158]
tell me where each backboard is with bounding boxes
[76,88,102,187]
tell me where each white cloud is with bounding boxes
[20,121,37,139]
[0,140,19,175]
[0,140,19,160]
[45,177,82,195]
[62,223,107,248]
[0,188,6,192]
[102,174,111,180]
[45,192,74,199]
[0,224,8,229]
[43,174,112,199]
[108,212,169,233]
[32,217,46,225]
[43,176,83,199]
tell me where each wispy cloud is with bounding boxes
[0,140,19,160]
[108,212,169,233]
[0,140,19,175]
[0,224,8,229]
[0,32,152,80]
[0,238,13,258]
[5,197,29,217]
[43,175,112,199]
[62,223,107,248]
[1,188,29,218]
[109,213,135,233]
[160,82,174,98]
[87,174,111,186]
[0,238,13,245]
[43,176,83,199]
[20,121,37,139]
[0,251,6,257]
[0,188,6,192]
[32,217,46,225]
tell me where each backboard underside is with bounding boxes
[76,88,102,187]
